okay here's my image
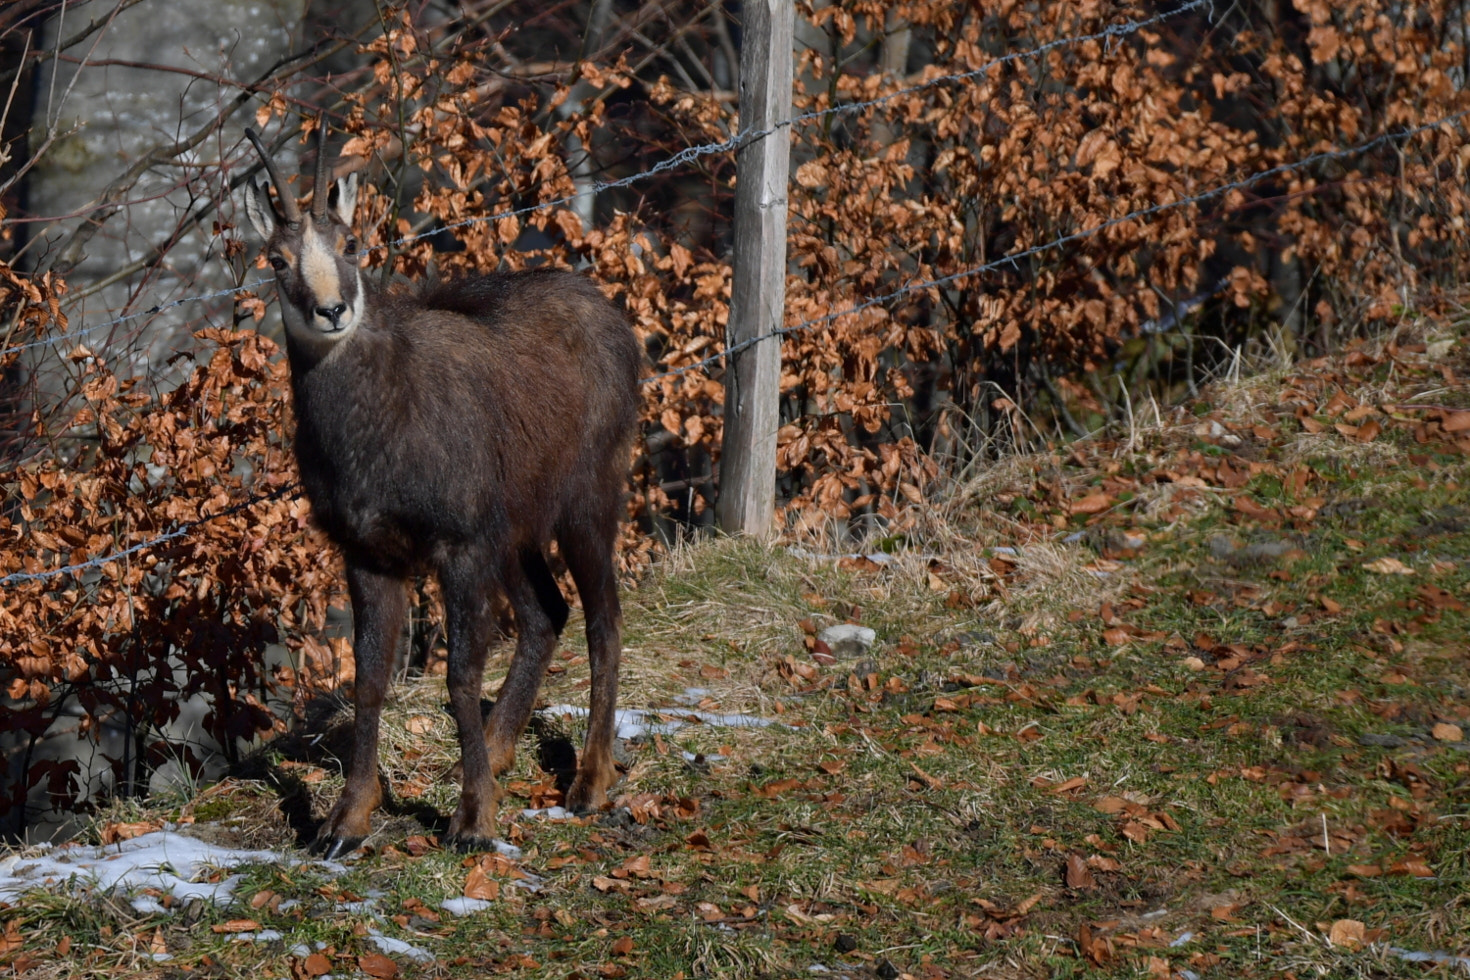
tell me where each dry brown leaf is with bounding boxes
[1363,557,1415,576]
[358,953,399,979]
[1431,723,1463,742]
[298,953,332,978]
[1387,858,1435,878]
[1071,492,1112,515]
[1327,919,1365,948]
[1441,411,1470,432]
[1065,852,1096,890]
[463,866,500,901]
[1048,776,1088,796]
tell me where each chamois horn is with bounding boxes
[311,114,331,221]
[243,126,302,225]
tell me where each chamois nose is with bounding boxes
[315,302,347,325]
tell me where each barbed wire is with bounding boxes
[4,0,1209,360]
[10,106,1463,588]
[0,278,274,359]
[0,483,299,588]
[643,108,1470,384]
[384,0,1216,254]
[782,0,1213,133]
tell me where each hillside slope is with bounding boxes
[4,309,1470,978]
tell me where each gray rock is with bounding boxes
[818,624,877,658]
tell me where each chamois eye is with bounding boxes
[269,255,288,272]
[344,237,359,256]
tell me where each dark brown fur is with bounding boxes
[244,122,639,854]
[292,269,638,854]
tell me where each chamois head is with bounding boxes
[242,119,363,360]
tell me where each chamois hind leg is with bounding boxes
[559,519,623,813]
[315,563,406,859]
[483,549,568,776]
[441,550,503,849]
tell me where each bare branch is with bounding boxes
[0,0,149,91]
[42,39,350,281]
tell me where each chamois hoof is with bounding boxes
[446,795,501,847]
[564,779,612,815]
[313,833,366,861]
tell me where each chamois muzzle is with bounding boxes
[315,303,347,327]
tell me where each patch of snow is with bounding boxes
[540,704,776,742]
[0,830,287,907]
[1388,946,1470,968]
[787,546,916,565]
[817,624,876,657]
[520,806,574,821]
[1170,931,1194,947]
[336,889,384,915]
[440,897,493,916]
[132,894,168,915]
[367,930,433,963]
[232,929,284,942]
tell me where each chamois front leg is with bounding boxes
[315,564,405,859]
[441,553,502,849]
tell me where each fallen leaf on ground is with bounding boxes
[463,866,500,901]
[1071,492,1112,515]
[1363,557,1415,575]
[1066,852,1096,890]
[358,953,399,979]
[1431,723,1463,742]
[1328,919,1365,948]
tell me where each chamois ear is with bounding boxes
[243,180,278,240]
[333,172,359,228]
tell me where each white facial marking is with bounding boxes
[301,224,343,315]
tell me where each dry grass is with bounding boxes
[8,306,1470,980]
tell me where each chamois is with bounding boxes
[241,120,640,856]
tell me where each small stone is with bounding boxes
[599,808,635,829]
[832,933,858,953]
[817,624,877,659]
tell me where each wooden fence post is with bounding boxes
[717,0,793,537]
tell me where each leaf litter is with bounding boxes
[4,320,1470,977]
